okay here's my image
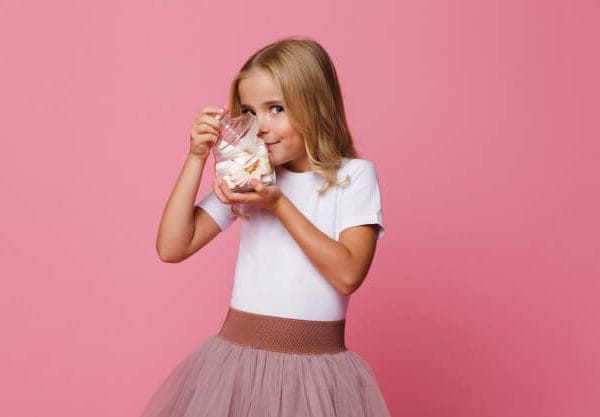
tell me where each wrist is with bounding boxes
[187,152,209,164]
[270,194,287,214]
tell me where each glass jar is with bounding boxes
[212,112,276,192]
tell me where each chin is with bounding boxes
[268,154,281,167]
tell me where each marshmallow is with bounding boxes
[222,175,235,189]
[214,129,275,191]
[249,170,262,183]
[232,151,253,166]
[244,153,260,171]
[230,169,250,187]
[216,140,235,156]
[261,172,276,183]
[216,160,238,176]
[256,157,271,175]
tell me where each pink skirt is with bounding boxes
[139,307,391,417]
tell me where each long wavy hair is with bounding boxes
[227,37,358,217]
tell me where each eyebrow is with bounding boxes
[240,100,283,108]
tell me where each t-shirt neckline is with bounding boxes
[278,166,315,178]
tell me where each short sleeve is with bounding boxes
[195,190,237,232]
[337,160,385,239]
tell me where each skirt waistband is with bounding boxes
[217,307,347,354]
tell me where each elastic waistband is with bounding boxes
[217,307,347,354]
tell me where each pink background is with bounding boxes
[1,0,598,416]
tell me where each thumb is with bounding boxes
[250,179,265,194]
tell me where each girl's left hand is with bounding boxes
[213,177,283,211]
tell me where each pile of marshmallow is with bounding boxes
[214,138,276,192]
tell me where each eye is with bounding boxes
[241,108,255,115]
[271,105,284,114]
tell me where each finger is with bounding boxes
[204,135,217,146]
[218,179,238,201]
[196,122,219,136]
[201,106,227,116]
[219,181,251,204]
[250,179,264,194]
[193,121,217,135]
[218,178,250,204]
[199,115,223,130]
[192,133,216,145]
[212,178,230,204]
[231,189,263,205]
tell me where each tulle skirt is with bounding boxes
[139,307,391,417]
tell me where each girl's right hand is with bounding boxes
[189,105,227,160]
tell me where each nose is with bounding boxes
[256,112,270,136]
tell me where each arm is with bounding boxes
[212,177,380,295]
[157,106,228,263]
[271,196,379,295]
[156,154,221,263]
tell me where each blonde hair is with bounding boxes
[227,37,358,217]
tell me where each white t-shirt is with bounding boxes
[196,157,384,321]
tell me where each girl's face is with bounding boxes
[238,68,309,172]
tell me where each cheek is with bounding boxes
[273,118,299,138]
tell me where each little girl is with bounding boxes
[143,37,391,417]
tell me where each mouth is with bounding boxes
[265,140,281,148]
